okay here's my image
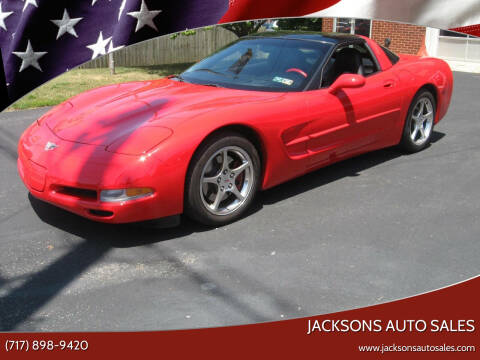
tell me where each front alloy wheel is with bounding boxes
[200,146,254,216]
[185,132,260,226]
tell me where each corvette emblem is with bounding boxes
[44,141,58,151]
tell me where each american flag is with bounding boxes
[0,0,478,111]
[0,0,229,110]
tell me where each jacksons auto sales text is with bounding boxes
[307,319,475,334]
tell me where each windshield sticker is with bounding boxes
[273,76,294,86]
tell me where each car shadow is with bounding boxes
[28,193,211,248]
[29,131,446,247]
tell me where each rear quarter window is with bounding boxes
[380,46,400,65]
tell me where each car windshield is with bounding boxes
[180,38,333,92]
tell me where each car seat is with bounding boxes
[323,47,364,87]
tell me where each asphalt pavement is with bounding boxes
[0,72,479,331]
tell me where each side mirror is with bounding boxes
[329,74,366,94]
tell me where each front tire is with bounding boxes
[185,132,261,226]
[400,90,436,153]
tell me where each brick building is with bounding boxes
[321,18,426,55]
[320,17,480,69]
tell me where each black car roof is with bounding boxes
[243,31,363,45]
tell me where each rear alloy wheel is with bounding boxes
[185,133,260,226]
[400,90,436,153]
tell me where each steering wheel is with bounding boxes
[286,68,308,78]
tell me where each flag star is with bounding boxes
[22,0,38,12]
[13,40,47,72]
[0,3,13,31]
[87,31,111,59]
[51,9,83,39]
[127,0,162,32]
[108,40,124,53]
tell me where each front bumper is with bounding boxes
[17,122,182,224]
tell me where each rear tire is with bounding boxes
[400,90,436,153]
[185,132,261,226]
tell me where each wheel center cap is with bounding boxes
[221,175,230,185]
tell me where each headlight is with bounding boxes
[100,188,153,202]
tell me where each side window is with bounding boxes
[321,42,380,88]
[380,46,400,65]
[353,43,379,76]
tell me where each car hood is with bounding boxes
[43,78,283,147]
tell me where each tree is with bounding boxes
[221,20,267,38]
[170,29,198,40]
[275,18,323,32]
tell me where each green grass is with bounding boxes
[9,63,193,111]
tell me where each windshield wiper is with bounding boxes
[171,74,185,82]
[202,83,224,88]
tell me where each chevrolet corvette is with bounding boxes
[18,32,453,226]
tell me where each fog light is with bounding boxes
[100,188,153,202]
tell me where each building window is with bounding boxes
[439,29,468,38]
[334,18,372,38]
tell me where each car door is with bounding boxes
[304,42,403,169]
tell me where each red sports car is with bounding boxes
[18,33,453,226]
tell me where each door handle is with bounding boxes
[384,80,395,88]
